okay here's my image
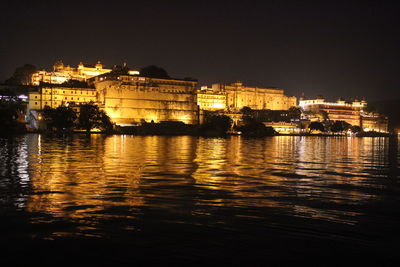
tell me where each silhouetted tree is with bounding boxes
[201,114,233,135]
[235,117,277,136]
[5,64,36,85]
[111,64,130,75]
[308,121,325,133]
[241,106,253,115]
[350,125,362,133]
[139,65,170,79]
[316,110,329,121]
[288,106,302,121]
[78,102,113,133]
[330,120,351,133]
[42,106,77,132]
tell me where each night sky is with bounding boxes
[1,0,399,101]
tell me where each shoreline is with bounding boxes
[1,130,396,138]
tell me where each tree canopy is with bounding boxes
[111,64,130,75]
[5,64,36,85]
[308,121,325,133]
[235,116,277,136]
[201,113,233,135]
[330,120,351,133]
[41,103,113,133]
[77,102,113,133]
[350,125,362,133]
[139,65,170,79]
[42,106,77,132]
[288,106,302,120]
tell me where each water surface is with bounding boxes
[1,135,399,265]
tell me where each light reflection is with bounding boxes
[6,134,394,229]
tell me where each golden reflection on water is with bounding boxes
[21,135,398,225]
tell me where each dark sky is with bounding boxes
[1,0,399,101]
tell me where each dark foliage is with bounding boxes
[111,64,130,75]
[200,114,233,135]
[350,125,362,133]
[288,106,302,120]
[308,121,325,133]
[235,117,277,136]
[77,102,113,133]
[42,106,77,132]
[5,64,36,85]
[330,120,351,133]
[139,65,170,79]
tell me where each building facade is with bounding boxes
[299,97,388,132]
[91,74,199,125]
[299,97,366,126]
[360,112,388,132]
[198,82,296,111]
[197,86,226,110]
[28,86,97,111]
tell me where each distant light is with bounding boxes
[128,70,139,75]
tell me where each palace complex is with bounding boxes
[20,60,389,133]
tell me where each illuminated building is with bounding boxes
[197,86,226,110]
[28,86,97,111]
[263,122,300,134]
[91,74,199,125]
[31,61,139,85]
[203,82,297,111]
[26,86,98,131]
[299,96,389,132]
[360,112,388,132]
[299,97,366,126]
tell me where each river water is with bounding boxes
[0,134,399,265]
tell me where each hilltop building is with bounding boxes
[90,74,199,125]
[31,61,139,85]
[197,82,296,111]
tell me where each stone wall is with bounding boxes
[94,76,199,125]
